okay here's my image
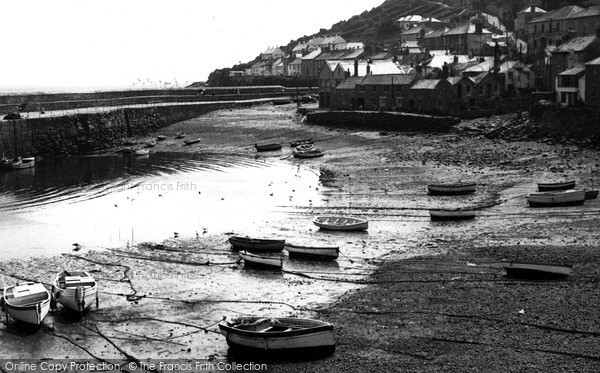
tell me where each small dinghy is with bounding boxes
[285,243,339,260]
[526,189,586,207]
[156,135,167,141]
[133,148,150,156]
[290,139,314,148]
[429,208,477,221]
[313,216,368,231]
[293,149,324,158]
[228,236,285,252]
[2,282,51,325]
[123,138,137,146]
[175,131,187,139]
[145,140,157,148]
[537,180,576,192]
[219,316,335,355]
[52,271,99,312]
[427,181,476,195]
[239,251,284,269]
[503,262,572,280]
[11,157,35,170]
[184,138,201,145]
[255,143,282,152]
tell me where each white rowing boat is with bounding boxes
[285,243,339,260]
[11,157,35,170]
[526,189,586,207]
[427,181,476,195]
[2,282,51,325]
[503,262,573,280]
[239,251,284,269]
[219,316,335,355]
[133,148,150,156]
[52,270,99,312]
[429,208,477,220]
[313,216,368,231]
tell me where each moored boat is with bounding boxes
[219,316,335,355]
[295,144,314,151]
[526,189,586,207]
[537,180,576,192]
[313,216,368,231]
[184,138,201,145]
[228,236,285,252]
[255,143,282,152]
[1,153,12,170]
[2,282,51,325]
[52,270,99,312]
[429,208,477,221]
[133,148,150,156]
[157,135,167,141]
[285,243,339,260]
[427,181,476,195]
[11,157,35,170]
[293,149,324,158]
[503,262,573,280]
[290,139,314,148]
[175,131,187,139]
[145,140,157,148]
[239,251,284,269]
[123,138,137,146]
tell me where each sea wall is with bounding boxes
[0,101,257,158]
[306,110,460,132]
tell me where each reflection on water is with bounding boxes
[0,152,324,259]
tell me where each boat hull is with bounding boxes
[53,285,98,312]
[290,139,314,148]
[313,216,368,231]
[504,262,572,280]
[429,209,477,221]
[133,149,149,156]
[5,299,50,325]
[293,150,324,158]
[537,180,576,192]
[527,190,586,207]
[255,143,282,152]
[184,138,201,145]
[3,283,51,325]
[239,251,283,269]
[285,244,339,260]
[585,190,598,200]
[427,183,476,195]
[229,237,285,253]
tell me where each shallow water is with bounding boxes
[0,152,325,259]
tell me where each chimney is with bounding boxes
[493,42,499,74]
[367,64,371,75]
[453,55,459,64]
[354,59,358,77]
[475,23,483,34]
[442,62,449,79]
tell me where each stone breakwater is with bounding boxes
[306,110,460,132]
[0,101,257,158]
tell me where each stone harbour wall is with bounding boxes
[0,101,256,158]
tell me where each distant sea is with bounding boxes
[0,82,189,95]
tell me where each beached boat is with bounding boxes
[526,189,586,207]
[429,208,477,221]
[427,181,476,195]
[239,251,284,269]
[537,180,576,192]
[175,132,187,139]
[255,143,282,152]
[145,140,157,148]
[228,236,285,252]
[157,135,167,141]
[290,139,314,148]
[2,282,51,325]
[133,148,150,156]
[123,138,137,146]
[184,138,201,145]
[295,144,314,151]
[285,243,339,260]
[52,270,98,312]
[11,157,35,170]
[503,262,573,280]
[120,147,134,154]
[293,149,324,158]
[313,216,368,231]
[219,316,335,355]
[585,189,599,200]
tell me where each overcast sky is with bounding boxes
[0,0,384,93]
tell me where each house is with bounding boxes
[457,72,502,107]
[307,37,324,51]
[301,49,323,77]
[566,6,600,39]
[292,43,308,58]
[498,61,535,95]
[550,34,600,91]
[406,79,456,113]
[423,53,471,77]
[287,58,302,76]
[399,41,422,55]
[421,28,449,51]
[346,42,365,50]
[319,35,347,51]
[515,6,547,35]
[526,5,585,56]
[556,65,586,106]
[261,47,285,61]
[272,58,284,76]
[228,70,245,77]
[336,76,364,109]
[584,56,600,108]
[471,12,506,33]
[354,74,418,110]
[400,25,430,44]
[398,15,424,30]
[443,23,493,55]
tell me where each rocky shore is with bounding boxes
[1,103,599,372]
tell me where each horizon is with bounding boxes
[0,0,384,94]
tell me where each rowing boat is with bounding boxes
[175,131,187,139]
[526,189,586,207]
[313,216,368,231]
[228,236,285,252]
[219,316,335,355]
[52,270,98,312]
[290,139,314,148]
[157,135,167,141]
[239,251,284,269]
[429,208,477,220]
[2,282,51,325]
[293,149,324,158]
[255,143,282,152]
[285,243,339,260]
[503,262,572,280]
[184,138,201,145]
[537,180,576,192]
[11,157,35,170]
[133,148,150,156]
[427,181,476,195]
[145,140,157,148]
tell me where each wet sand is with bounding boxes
[1,103,599,371]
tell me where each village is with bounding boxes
[230,2,600,117]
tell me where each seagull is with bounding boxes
[174,232,179,238]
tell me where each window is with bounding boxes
[359,85,365,92]
[561,92,567,103]
[371,85,378,92]
[541,24,544,32]
[478,85,484,95]
[493,84,499,95]
[383,85,389,92]
[379,97,387,107]
[466,85,471,95]
[534,24,537,33]
[556,22,559,31]
[396,98,403,107]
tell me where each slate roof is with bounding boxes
[423,28,449,39]
[359,74,417,85]
[529,5,584,23]
[585,56,600,65]
[570,5,600,19]
[398,15,424,23]
[336,76,363,90]
[553,35,598,53]
[558,65,585,75]
[402,25,427,36]
[445,23,492,35]
[301,49,322,60]
[517,6,546,15]
[410,79,442,90]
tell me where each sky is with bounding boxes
[0,0,384,93]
